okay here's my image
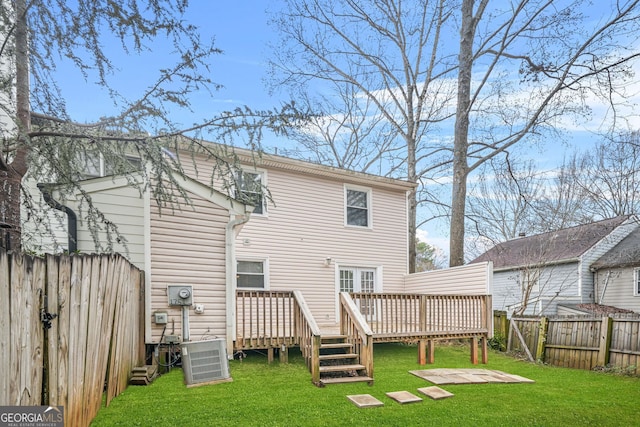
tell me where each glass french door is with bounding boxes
[339,267,376,316]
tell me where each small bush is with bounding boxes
[488,333,506,351]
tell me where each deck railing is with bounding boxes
[339,293,374,378]
[292,291,322,384]
[349,293,492,338]
[235,290,297,349]
[235,290,321,383]
[235,291,492,382]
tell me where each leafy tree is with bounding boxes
[0,0,302,251]
[415,238,445,272]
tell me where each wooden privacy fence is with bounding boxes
[0,249,144,427]
[508,315,640,374]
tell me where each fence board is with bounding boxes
[0,250,9,403]
[0,249,143,427]
[46,254,59,405]
[501,313,640,374]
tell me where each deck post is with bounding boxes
[418,339,426,365]
[279,344,289,363]
[267,348,274,364]
[470,336,479,364]
[427,339,435,364]
[481,335,488,364]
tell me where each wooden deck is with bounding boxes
[235,291,492,385]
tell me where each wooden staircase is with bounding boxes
[318,335,373,385]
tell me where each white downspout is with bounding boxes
[225,211,251,358]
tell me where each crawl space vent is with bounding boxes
[181,338,231,387]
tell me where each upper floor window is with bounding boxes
[80,151,141,179]
[634,268,640,296]
[345,186,371,227]
[237,171,266,215]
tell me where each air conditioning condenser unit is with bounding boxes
[181,338,232,387]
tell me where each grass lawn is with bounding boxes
[91,343,640,426]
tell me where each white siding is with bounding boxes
[235,165,409,327]
[491,262,580,315]
[404,262,491,294]
[149,191,231,343]
[580,220,637,303]
[596,268,640,313]
[73,185,145,267]
[21,178,69,254]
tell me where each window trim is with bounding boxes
[236,258,269,290]
[236,168,268,216]
[344,185,372,229]
[634,268,640,297]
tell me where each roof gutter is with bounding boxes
[492,257,580,273]
[37,183,78,253]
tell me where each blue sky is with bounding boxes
[51,1,640,259]
[57,2,280,124]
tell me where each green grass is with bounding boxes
[91,343,640,427]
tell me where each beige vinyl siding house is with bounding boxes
[42,171,251,349]
[404,262,491,295]
[30,142,493,362]
[232,158,412,328]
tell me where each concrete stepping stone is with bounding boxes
[417,386,454,400]
[386,391,423,404]
[347,394,384,408]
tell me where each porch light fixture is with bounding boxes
[324,257,332,267]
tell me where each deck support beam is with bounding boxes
[418,339,436,365]
[470,335,489,365]
[471,337,478,364]
[279,345,289,363]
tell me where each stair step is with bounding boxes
[321,334,347,341]
[320,342,353,350]
[320,376,374,385]
[319,353,358,361]
[319,364,365,373]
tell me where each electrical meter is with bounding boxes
[167,285,193,306]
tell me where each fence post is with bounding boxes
[596,316,613,367]
[493,310,508,340]
[535,317,548,362]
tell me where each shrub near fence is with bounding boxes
[0,249,144,427]
[506,314,640,374]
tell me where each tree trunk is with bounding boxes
[0,0,31,251]
[449,0,476,267]
[407,135,417,273]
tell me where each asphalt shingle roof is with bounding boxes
[590,227,640,270]
[469,215,633,270]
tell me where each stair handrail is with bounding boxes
[292,290,322,384]
[339,292,374,379]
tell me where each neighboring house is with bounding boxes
[589,228,640,313]
[469,216,639,316]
